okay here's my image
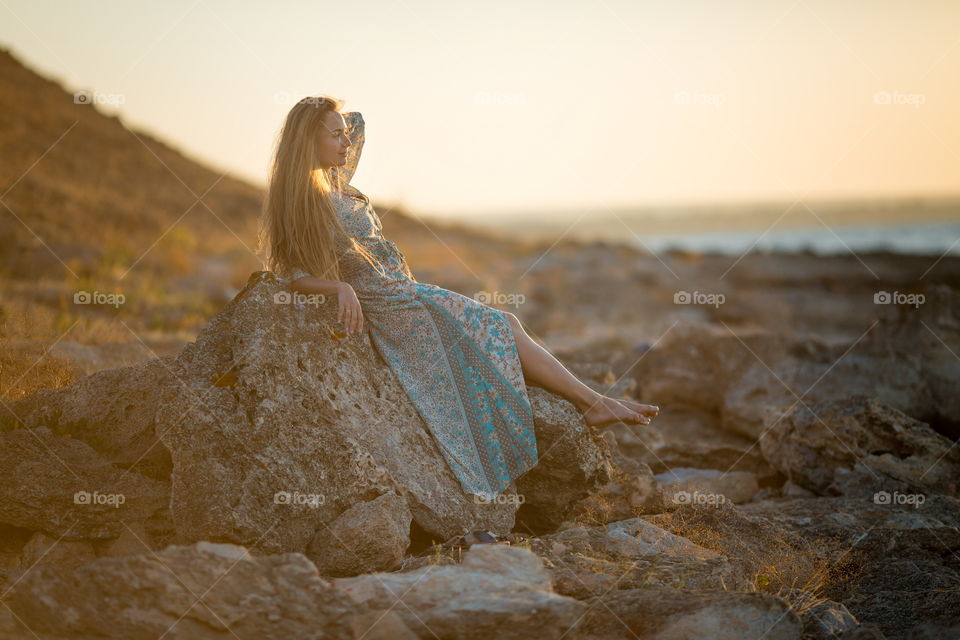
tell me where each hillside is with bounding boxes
[0,46,546,398]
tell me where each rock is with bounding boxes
[655,467,759,505]
[307,491,412,577]
[556,430,663,529]
[333,544,586,639]
[872,283,960,436]
[740,495,960,639]
[549,518,721,560]
[0,426,169,540]
[721,352,804,440]
[4,356,176,479]
[617,407,778,482]
[778,589,860,640]
[155,271,507,553]
[349,609,419,640]
[781,480,817,498]
[154,272,608,554]
[574,587,802,640]
[0,524,31,571]
[564,359,638,398]
[17,531,96,572]
[3,541,356,639]
[632,320,791,439]
[903,619,960,640]
[513,387,614,534]
[634,284,960,444]
[843,554,959,640]
[759,396,959,498]
[92,521,154,558]
[530,518,751,598]
[738,495,960,551]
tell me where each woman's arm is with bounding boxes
[332,111,365,187]
[290,275,344,297]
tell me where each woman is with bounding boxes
[259,96,659,501]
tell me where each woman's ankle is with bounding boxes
[572,389,607,412]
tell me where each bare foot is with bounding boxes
[582,396,650,428]
[619,399,659,420]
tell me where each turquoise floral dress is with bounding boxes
[283,112,538,500]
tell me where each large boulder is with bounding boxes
[154,271,610,554]
[3,541,356,639]
[333,544,587,639]
[759,395,959,498]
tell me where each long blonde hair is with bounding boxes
[258,95,377,282]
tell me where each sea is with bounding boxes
[631,220,960,256]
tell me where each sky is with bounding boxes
[2,0,958,220]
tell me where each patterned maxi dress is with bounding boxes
[283,112,539,501]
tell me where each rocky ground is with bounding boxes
[1,247,959,639]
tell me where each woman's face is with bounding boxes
[318,110,352,169]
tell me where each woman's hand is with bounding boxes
[336,282,364,335]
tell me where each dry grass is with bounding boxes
[648,502,864,610]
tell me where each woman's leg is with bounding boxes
[503,312,658,428]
